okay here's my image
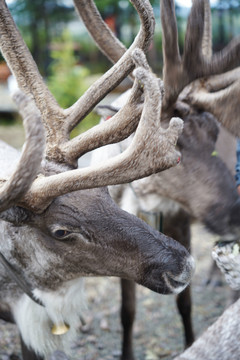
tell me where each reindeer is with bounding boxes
[0,0,196,359]
[172,297,240,360]
[85,0,240,358]
[172,233,240,359]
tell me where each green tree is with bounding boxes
[48,30,90,109]
[212,0,240,49]
[9,0,75,76]
[48,30,100,135]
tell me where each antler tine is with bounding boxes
[65,0,155,132]
[0,91,45,212]
[161,0,205,112]
[161,0,181,71]
[74,0,126,65]
[18,49,183,213]
[74,0,154,66]
[160,0,181,113]
[202,0,212,58]
[63,43,157,162]
[183,1,205,73]
[210,36,240,74]
[160,0,182,114]
[63,82,143,163]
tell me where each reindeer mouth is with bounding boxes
[164,255,195,294]
[140,274,189,295]
[163,255,195,294]
[163,273,190,294]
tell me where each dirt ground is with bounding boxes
[0,125,235,359]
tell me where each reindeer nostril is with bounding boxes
[139,252,195,295]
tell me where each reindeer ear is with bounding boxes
[0,207,32,226]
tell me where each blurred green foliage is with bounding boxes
[0,113,17,126]
[8,0,74,76]
[48,30,90,109]
[47,30,100,136]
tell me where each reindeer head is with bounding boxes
[0,0,195,355]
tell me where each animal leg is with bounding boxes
[163,207,194,347]
[176,286,194,347]
[120,278,136,360]
[20,335,44,360]
[0,308,15,323]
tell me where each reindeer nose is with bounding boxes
[165,255,195,294]
[142,252,195,295]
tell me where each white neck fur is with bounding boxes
[12,278,85,357]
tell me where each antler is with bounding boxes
[74,0,154,65]
[201,0,212,58]
[0,0,183,213]
[62,0,155,162]
[0,0,154,167]
[8,50,182,212]
[0,91,44,212]
[161,0,240,119]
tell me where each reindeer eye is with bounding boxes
[54,229,71,239]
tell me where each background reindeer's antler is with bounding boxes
[0,0,183,213]
[202,0,212,59]
[76,0,240,132]
[161,0,240,119]
[173,0,240,137]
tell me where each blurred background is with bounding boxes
[0,0,240,144]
